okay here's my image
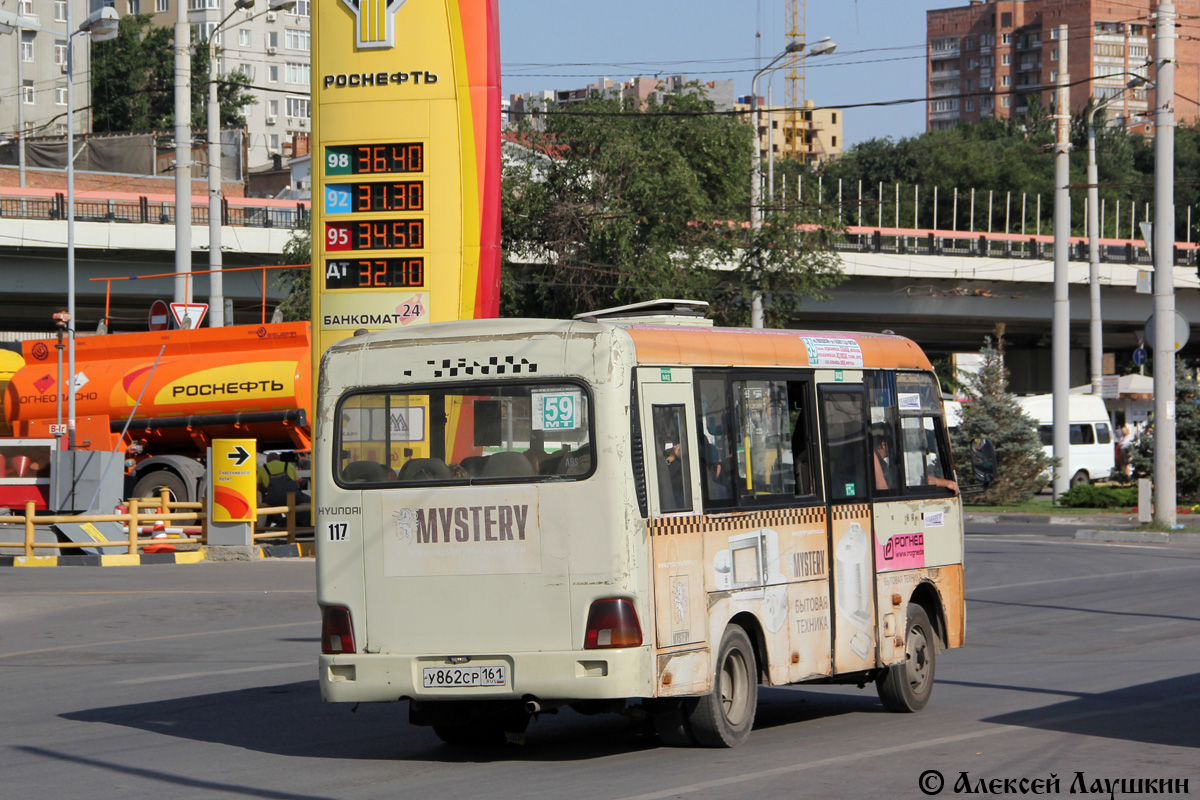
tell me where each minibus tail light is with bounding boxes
[322,606,356,654]
[584,598,642,649]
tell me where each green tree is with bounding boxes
[190,41,256,128]
[91,15,254,132]
[1127,361,1200,500]
[274,229,311,322]
[502,86,842,324]
[951,324,1052,504]
[90,15,174,132]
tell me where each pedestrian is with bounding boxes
[1116,423,1133,476]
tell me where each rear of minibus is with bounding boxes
[315,320,654,718]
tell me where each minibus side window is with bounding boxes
[697,375,735,505]
[652,404,693,513]
[1095,422,1111,444]
[788,381,820,499]
[732,379,796,498]
[821,389,868,501]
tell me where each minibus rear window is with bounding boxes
[335,382,594,486]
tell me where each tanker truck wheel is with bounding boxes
[132,471,190,503]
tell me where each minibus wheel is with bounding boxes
[687,625,757,747]
[876,606,936,712]
[1070,470,1091,488]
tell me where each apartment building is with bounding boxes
[733,98,844,165]
[132,0,311,168]
[927,0,1199,132]
[0,0,92,147]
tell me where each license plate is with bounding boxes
[422,665,507,688]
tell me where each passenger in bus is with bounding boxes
[659,441,687,511]
[871,426,897,491]
[526,431,549,473]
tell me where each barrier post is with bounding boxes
[286,492,296,544]
[127,498,140,555]
[24,500,35,557]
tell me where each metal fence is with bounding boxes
[832,228,1198,267]
[0,192,310,229]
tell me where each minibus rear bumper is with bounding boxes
[318,647,655,703]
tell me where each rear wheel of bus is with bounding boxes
[876,606,936,712]
[686,625,758,747]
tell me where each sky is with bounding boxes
[498,0,952,147]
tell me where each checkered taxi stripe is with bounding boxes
[648,506,826,536]
[831,504,869,521]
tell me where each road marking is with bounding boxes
[967,534,1183,552]
[0,621,313,660]
[612,692,1200,800]
[969,563,1200,594]
[113,661,311,684]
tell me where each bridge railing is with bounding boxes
[0,188,310,229]
[832,226,1199,267]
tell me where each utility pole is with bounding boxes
[174,0,192,306]
[1052,24,1071,500]
[1153,2,1177,526]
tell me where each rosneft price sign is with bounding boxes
[311,0,502,366]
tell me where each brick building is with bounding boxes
[926,0,1199,132]
[733,98,844,165]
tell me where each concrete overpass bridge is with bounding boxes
[2,187,1197,394]
[0,187,305,333]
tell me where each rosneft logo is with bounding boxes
[340,0,407,50]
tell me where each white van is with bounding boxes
[1017,394,1115,486]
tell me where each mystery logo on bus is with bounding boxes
[393,505,530,544]
[381,489,542,576]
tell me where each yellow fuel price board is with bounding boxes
[311,0,502,366]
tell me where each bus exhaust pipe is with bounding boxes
[524,699,541,714]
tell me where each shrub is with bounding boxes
[1057,484,1138,508]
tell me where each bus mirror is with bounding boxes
[971,438,996,488]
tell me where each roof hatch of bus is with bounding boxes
[574,298,713,327]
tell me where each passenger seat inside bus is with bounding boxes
[342,460,394,483]
[481,451,536,478]
[397,458,452,481]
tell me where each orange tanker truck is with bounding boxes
[3,321,312,505]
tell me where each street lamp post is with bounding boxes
[66,8,119,449]
[1152,1,1177,528]
[1086,76,1149,396]
[206,0,294,328]
[749,37,835,328]
[0,6,121,448]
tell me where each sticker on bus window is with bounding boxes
[532,389,581,431]
[898,392,922,412]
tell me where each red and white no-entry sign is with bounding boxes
[149,300,170,331]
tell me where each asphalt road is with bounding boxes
[2,530,1197,800]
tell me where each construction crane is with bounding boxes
[782,0,818,162]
